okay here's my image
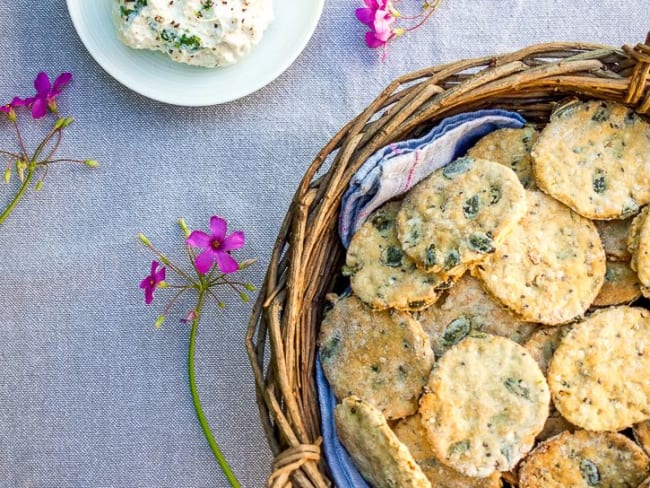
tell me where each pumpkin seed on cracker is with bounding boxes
[417,274,535,358]
[335,396,432,488]
[396,157,527,276]
[319,295,434,420]
[467,125,539,189]
[519,430,650,488]
[548,306,650,431]
[532,100,650,219]
[393,414,502,488]
[346,202,450,311]
[475,191,606,325]
[420,334,549,477]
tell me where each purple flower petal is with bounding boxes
[355,7,375,25]
[363,0,379,8]
[154,266,166,282]
[30,97,48,119]
[209,216,227,241]
[34,72,51,96]
[150,260,159,275]
[215,250,238,274]
[11,96,30,107]
[220,231,245,252]
[139,277,150,289]
[52,72,72,94]
[144,287,154,305]
[186,230,211,248]
[194,249,215,274]
[365,31,386,49]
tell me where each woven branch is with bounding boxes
[246,34,650,488]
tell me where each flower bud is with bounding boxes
[7,109,16,123]
[244,283,256,291]
[138,233,152,247]
[178,218,191,237]
[218,301,226,309]
[158,255,171,266]
[3,168,10,184]
[154,315,166,329]
[239,292,249,303]
[35,181,43,191]
[237,258,257,270]
[16,160,27,182]
[84,159,99,168]
[158,280,168,289]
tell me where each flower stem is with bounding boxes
[0,161,35,225]
[188,288,240,487]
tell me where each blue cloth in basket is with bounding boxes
[319,109,526,487]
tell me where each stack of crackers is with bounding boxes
[319,100,650,487]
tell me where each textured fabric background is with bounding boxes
[0,2,646,487]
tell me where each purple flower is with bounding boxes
[356,0,396,50]
[0,97,31,120]
[140,260,166,305]
[186,216,245,275]
[30,72,72,119]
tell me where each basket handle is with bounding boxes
[624,32,650,113]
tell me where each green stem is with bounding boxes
[0,161,35,225]
[189,287,241,487]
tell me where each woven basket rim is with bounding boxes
[247,33,650,488]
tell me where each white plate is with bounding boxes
[67,0,324,106]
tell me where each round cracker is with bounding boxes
[523,325,575,441]
[519,430,650,488]
[467,126,539,189]
[335,396,431,488]
[594,218,632,261]
[319,295,434,420]
[636,209,650,288]
[396,157,527,276]
[474,191,605,325]
[532,100,650,219]
[420,334,549,477]
[345,202,450,311]
[635,420,650,457]
[591,260,641,307]
[393,414,502,488]
[628,206,649,271]
[548,306,650,431]
[417,274,535,358]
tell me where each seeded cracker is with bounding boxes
[467,126,539,189]
[345,202,450,311]
[417,274,535,358]
[532,100,650,219]
[475,191,605,325]
[591,260,641,306]
[634,208,650,291]
[420,334,549,477]
[594,218,632,261]
[396,157,527,276]
[634,420,650,457]
[393,414,502,488]
[519,430,650,488]
[523,326,575,441]
[335,397,432,488]
[319,295,433,420]
[628,206,649,271]
[548,306,650,431]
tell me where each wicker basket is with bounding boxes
[246,34,650,488]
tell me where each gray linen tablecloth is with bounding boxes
[0,1,647,486]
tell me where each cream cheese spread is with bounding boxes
[114,0,273,68]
